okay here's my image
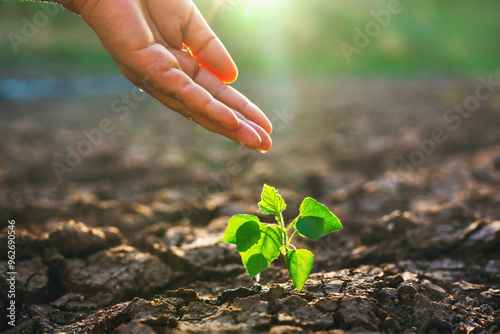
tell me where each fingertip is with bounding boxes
[239,118,272,152]
[221,64,238,84]
[258,108,273,134]
[193,37,239,84]
[258,113,273,135]
[263,118,273,135]
[244,136,262,150]
[212,57,237,83]
[214,42,238,83]
[252,124,272,151]
[242,103,273,135]
[238,122,262,150]
[259,135,272,152]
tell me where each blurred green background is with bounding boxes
[1,0,499,77]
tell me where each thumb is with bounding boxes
[183,5,238,83]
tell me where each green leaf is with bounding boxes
[295,197,342,241]
[286,249,314,291]
[244,254,269,279]
[235,220,261,252]
[237,221,282,278]
[258,184,286,217]
[221,215,260,244]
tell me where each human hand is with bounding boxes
[62,0,272,151]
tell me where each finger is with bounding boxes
[174,78,239,130]
[192,66,273,134]
[144,0,237,83]
[170,50,273,135]
[182,3,238,83]
[195,115,262,150]
[234,112,273,152]
[241,119,272,152]
[142,0,190,49]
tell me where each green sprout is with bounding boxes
[222,184,343,291]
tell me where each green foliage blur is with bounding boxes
[1,0,499,77]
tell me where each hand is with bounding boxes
[63,0,272,151]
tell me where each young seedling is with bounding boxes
[222,184,342,291]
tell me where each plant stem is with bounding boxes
[287,230,297,245]
[277,212,288,252]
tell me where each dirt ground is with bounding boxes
[0,77,499,333]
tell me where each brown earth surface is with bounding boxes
[1,77,499,333]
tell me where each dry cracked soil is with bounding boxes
[0,77,499,333]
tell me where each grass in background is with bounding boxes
[1,0,499,77]
[0,1,117,76]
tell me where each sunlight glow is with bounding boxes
[241,0,284,21]
[242,0,283,10]
[206,0,285,24]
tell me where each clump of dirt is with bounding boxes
[0,77,499,333]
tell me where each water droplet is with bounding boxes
[255,273,260,282]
